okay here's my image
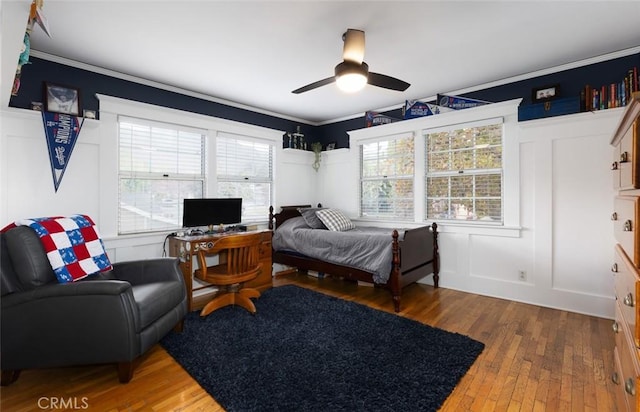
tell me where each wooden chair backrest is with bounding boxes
[196,232,262,276]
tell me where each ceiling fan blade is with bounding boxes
[342,29,365,64]
[368,72,410,92]
[291,76,336,94]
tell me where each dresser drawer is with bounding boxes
[614,197,640,267]
[614,244,640,349]
[613,347,631,412]
[614,302,640,411]
[614,118,640,191]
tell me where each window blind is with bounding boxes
[216,133,273,221]
[118,118,206,234]
[360,135,414,220]
[425,120,503,222]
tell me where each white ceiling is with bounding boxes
[27,1,640,124]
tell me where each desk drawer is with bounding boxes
[614,302,640,410]
[614,196,640,267]
[614,244,640,349]
[259,241,272,259]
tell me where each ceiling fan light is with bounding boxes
[335,61,369,93]
[336,72,367,93]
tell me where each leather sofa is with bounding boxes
[0,226,188,385]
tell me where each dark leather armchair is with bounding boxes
[0,226,188,385]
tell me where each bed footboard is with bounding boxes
[387,223,439,311]
[399,222,439,287]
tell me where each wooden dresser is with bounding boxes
[611,92,640,411]
[168,230,273,311]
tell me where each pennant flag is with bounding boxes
[41,111,84,192]
[365,111,400,127]
[437,94,492,110]
[403,100,454,119]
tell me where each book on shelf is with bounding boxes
[581,66,638,112]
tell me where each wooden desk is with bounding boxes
[168,230,273,311]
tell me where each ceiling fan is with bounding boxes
[292,29,410,94]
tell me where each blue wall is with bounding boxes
[10,53,639,149]
[11,57,315,148]
[318,53,640,148]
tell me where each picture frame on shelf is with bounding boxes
[531,84,560,103]
[326,142,336,150]
[43,82,81,116]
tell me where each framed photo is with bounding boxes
[532,84,560,103]
[326,142,336,150]
[44,82,81,116]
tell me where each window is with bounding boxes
[425,119,503,223]
[360,135,414,220]
[118,117,205,234]
[216,133,273,222]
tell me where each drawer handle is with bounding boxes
[624,293,635,307]
[624,219,633,231]
[611,212,618,221]
[612,321,620,333]
[612,161,619,170]
[612,372,620,385]
[625,378,636,396]
[621,151,629,162]
[611,263,618,273]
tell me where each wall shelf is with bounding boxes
[2,107,100,128]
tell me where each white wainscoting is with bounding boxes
[0,101,625,317]
[317,108,623,319]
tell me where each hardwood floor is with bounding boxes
[1,273,618,411]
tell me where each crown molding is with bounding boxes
[31,46,640,127]
[319,45,640,126]
[29,49,315,126]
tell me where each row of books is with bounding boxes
[581,67,638,111]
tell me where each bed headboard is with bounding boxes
[268,204,321,230]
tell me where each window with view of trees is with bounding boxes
[360,135,414,220]
[216,134,273,222]
[425,120,503,222]
[118,118,206,234]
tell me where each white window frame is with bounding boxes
[348,98,522,236]
[359,133,415,221]
[214,132,274,223]
[97,94,284,240]
[424,117,504,224]
[117,116,207,235]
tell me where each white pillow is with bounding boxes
[315,209,356,232]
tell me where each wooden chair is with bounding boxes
[194,232,262,316]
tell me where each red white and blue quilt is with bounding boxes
[2,214,112,283]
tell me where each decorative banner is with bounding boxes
[365,111,400,127]
[437,94,492,110]
[41,111,84,192]
[402,100,454,119]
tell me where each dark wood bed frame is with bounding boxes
[268,205,439,312]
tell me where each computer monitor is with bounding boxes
[182,198,242,228]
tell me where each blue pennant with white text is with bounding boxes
[41,111,84,192]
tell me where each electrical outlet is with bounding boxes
[518,270,526,281]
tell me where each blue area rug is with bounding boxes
[161,285,484,411]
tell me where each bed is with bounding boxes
[268,205,439,312]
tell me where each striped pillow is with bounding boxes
[315,209,355,232]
